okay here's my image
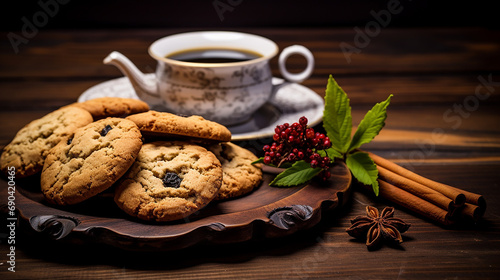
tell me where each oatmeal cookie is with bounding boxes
[114,141,223,222]
[69,97,149,119]
[40,118,142,205]
[0,106,93,178]
[125,111,231,142]
[208,142,262,200]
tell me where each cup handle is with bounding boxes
[278,45,315,83]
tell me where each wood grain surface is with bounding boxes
[1,27,500,279]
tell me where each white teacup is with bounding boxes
[104,31,314,126]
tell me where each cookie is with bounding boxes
[0,106,93,178]
[41,118,142,205]
[114,141,223,222]
[208,142,262,200]
[68,97,149,119]
[125,111,231,142]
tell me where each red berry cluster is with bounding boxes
[262,116,333,180]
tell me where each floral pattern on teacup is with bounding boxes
[231,65,265,83]
[158,79,271,125]
[160,62,269,88]
[160,64,224,89]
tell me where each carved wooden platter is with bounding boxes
[6,162,351,251]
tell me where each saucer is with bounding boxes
[78,74,324,141]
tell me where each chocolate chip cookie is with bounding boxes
[208,142,262,200]
[114,141,223,222]
[69,97,149,119]
[0,106,93,178]
[125,111,232,142]
[41,118,142,205]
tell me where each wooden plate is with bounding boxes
[3,162,351,251]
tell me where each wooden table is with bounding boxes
[1,27,500,279]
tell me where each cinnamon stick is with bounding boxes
[365,151,486,224]
[448,185,486,210]
[377,165,457,212]
[453,203,485,223]
[367,151,466,206]
[373,179,454,226]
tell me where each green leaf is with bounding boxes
[346,152,379,196]
[348,94,393,152]
[318,147,343,160]
[323,75,352,154]
[270,161,322,187]
[252,157,264,164]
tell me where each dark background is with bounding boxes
[1,0,498,31]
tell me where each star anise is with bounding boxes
[346,206,411,250]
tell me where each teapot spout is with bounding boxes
[103,51,159,104]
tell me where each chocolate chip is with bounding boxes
[100,125,113,136]
[67,138,73,145]
[162,172,182,188]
